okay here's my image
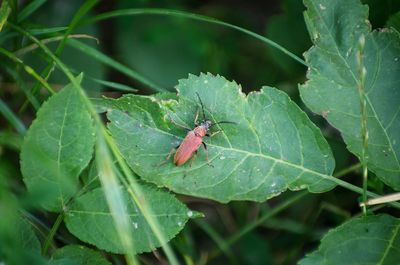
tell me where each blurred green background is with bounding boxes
[1,0,400,264]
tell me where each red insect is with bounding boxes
[164,92,235,167]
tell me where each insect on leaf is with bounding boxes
[104,73,336,203]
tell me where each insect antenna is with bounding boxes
[195,92,207,121]
[210,121,237,128]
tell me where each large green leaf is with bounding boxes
[49,245,111,265]
[64,185,191,254]
[299,214,400,265]
[105,73,335,202]
[300,0,400,189]
[21,77,95,211]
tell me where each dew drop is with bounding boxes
[319,4,326,10]
[187,211,193,218]
[204,80,208,84]
[271,182,277,188]
[139,123,143,127]
[395,58,399,62]
[132,222,139,229]
[177,221,183,227]
[219,156,226,160]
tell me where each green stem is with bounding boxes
[0,46,55,94]
[42,212,64,255]
[209,191,308,260]
[357,35,368,215]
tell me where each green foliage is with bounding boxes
[300,214,400,265]
[300,0,400,190]
[105,73,335,202]
[20,77,95,211]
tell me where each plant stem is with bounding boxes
[42,212,64,255]
[209,191,308,260]
[357,35,368,215]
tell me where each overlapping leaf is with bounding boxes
[300,214,400,265]
[104,73,335,203]
[49,245,111,265]
[64,185,192,254]
[21,77,95,211]
[300,0,400,189]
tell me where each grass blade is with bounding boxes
[0,46,55,94]
[90,78,138,92]
[17,0,47,22]
[81,8,306,66]
[0,0,11,32]
[28,26,68,35]
[15,34,98,56]
[96,127,139,265]
[2,64,40,110]
[67,38,164,92]
[0,98,26,135]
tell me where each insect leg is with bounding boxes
[202,142,214,167]
[194,109,199,126]
[158,143,180,167]
[167,114,191,131]
[183,150,197,178]
[206,130,222,137]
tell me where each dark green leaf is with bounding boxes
[21,77,95,211]
[64,185,191,254]
[300,0,400,189]
[49,245,111,265]
[106,73,335,202]
[300,214,400,265]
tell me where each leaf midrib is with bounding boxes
[115,113,332,180]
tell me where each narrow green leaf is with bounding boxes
[17,0,47,22]
[0,131,23,150]
[300,0,400,189]
[49,245,111,265]
[64,185,191,254]
[66,39,164,92]
[90,77,137,92]
[0,0,11,32]
[300,214,400,265]
[106,73,335,202]
[28,26,68,35]
[21,76,95,211]
[0,98,26,134]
